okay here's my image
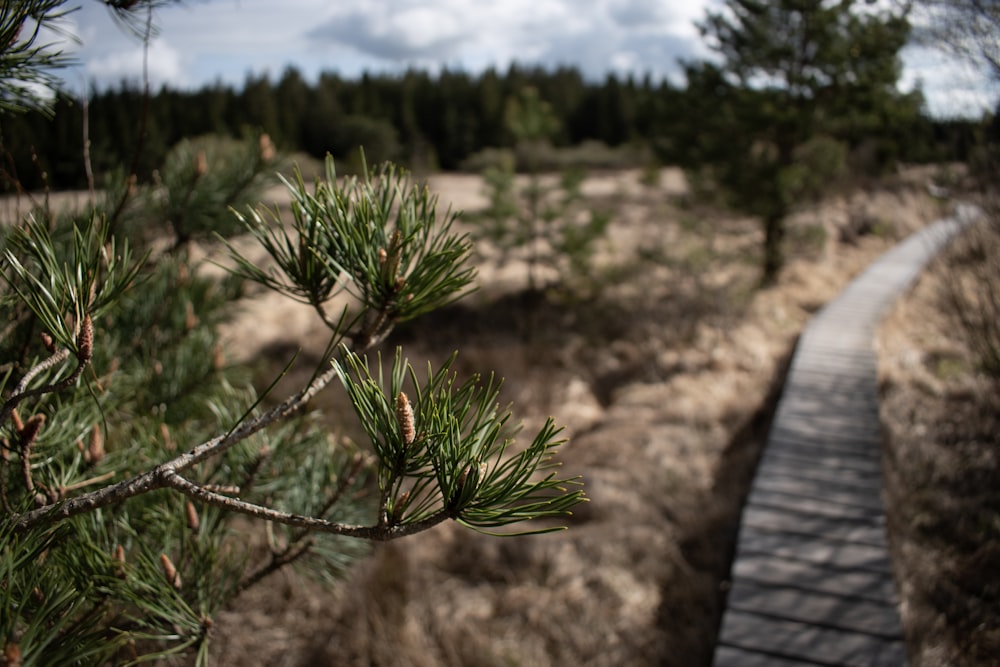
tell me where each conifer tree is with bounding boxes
[694,0,913,283]
[0,2,584,664]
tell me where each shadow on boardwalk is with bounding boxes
[713,205,978,667]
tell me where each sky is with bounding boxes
[45,0,997,119]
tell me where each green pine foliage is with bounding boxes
[0,0,73,116]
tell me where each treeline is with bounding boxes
[0,63,989,191]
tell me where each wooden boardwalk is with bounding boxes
[713,206,977,667]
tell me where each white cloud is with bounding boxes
[308,4,469,61]
[901,45,996,117]
[301,0,702,83]
[84,38,186,89]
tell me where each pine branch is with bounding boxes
[0,319,90,428]
[9,362,340,532]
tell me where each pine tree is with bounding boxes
[0,3,585,665]
[694,0,913,283]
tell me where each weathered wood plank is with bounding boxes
[726,580,903,637]
[753,468,887,497]
[742,494,885,546]
[713,645,817,667]
[757,447,884,471]
[736,526,894,574]
[716,610,907,666]
[757,449,885,479]
[746,488,886,519]
[730,552,899,602]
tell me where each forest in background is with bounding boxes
[1,62,993,192]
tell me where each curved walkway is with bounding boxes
[713,205,979,667]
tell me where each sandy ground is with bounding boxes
[195,166,952,666]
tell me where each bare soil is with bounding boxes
[205,167,954,666]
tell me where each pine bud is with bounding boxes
[194,150,208,178]
[395,392,415,446]
[86,424,104,464]
[184,301,198,331]
[185,501,200,532]
[259,133,275,163]
[390,490,411,524]
[113,544,127,579]
[160,553,182,589]
[381,230,403,284]
[3,639,21,667]
[160,422,174,451]
[212,344,225,370]
[77,315,93,363]
[451,462,486,508]
[11,409,23,432]
[18,414,45,450]
[40,332,55,353]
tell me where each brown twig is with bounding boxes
[0,317,93,429]
[234,537,315,597]
[162,470,450,541]
[59,471,115,495]
[232,451,370,596]
[0,347,73,427]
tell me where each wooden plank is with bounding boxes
[757,450,885,481]
[753,468,886,499]
[766,429,884,449]
[778,390,879,410]
[730,552,898,603]
[716,610,907,666]
[713,644,817,667]
[756,451,885,482]
[782,372,879,396]
[741,505,888,546]
[725,580,903,637]
[736,526,894,574]
[769,417,884,442]
[778,388,880,410]
[747,486,886,515]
